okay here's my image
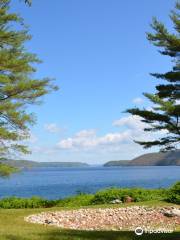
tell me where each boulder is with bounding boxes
[123,196,134,203]
[110,199,122,204]
[45,219,53,224]
[172,209,180,217]
[163,209,180,217]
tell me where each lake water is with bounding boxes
[0,166,179,199]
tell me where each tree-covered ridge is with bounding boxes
[127,2,180,151]
[0,160,89,168]
[0,0,58,167]
[104,150,180,166]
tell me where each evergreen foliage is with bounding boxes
[127,2,180,151]
[167,181,180,204]
[0,0,58,172]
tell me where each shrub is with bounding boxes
[0,182,178,209]
[166,181,180,204]
[0,194,93,209]
[90,187,167,204]
[0,163,18,177]
[57,193,93,207]
[0,197,56,209]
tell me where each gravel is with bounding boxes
[25,206,180,231]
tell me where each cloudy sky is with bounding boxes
[12,0,175,164]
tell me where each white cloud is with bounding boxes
[28,115,169,163]
[44,123,60,133]
[97,131,132,145]
[58,138,73,149]
[113,115,147,130]
[57,129,97,149]
[57,114,168,153]
[57,129,140,151]
[75,129,96,138]
[132,97,144,104]
[57,116,147,151]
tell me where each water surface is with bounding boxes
[0,166,179,199]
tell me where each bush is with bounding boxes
[90,187,167,204]
[0,182,178,209]
[166,181,180,204]
[57,193,93,207]
[0,197,56,209]
[0,163,18,177]
[0,194,93,209]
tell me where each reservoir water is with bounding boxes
[0,166,179,199]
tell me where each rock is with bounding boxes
[45,219,53,224]
[171,209,180,217]
[25,206,180,231]
[163,211,174,217]
[110,199,122,204]
[123,196,134,203]
[163,209,180,217]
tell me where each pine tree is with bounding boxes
[127,2,180,151]
[0,0,58,174]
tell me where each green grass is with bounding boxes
[0,201,179,240]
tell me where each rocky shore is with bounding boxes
[25,206,180,231]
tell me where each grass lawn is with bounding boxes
[0,201,179,240]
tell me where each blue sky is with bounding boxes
[12,0,175,164]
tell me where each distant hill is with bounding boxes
[104,160,131,167]
[130,150,180,166]
[37,162,89,167]
[104,150,180,166]
[1,160,89,168]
